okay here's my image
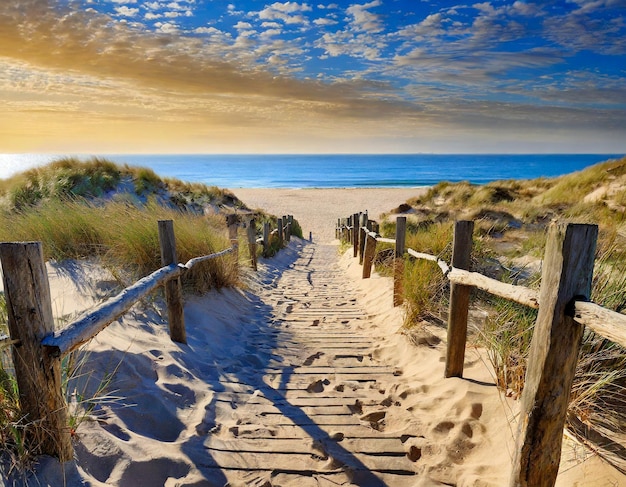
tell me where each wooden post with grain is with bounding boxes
[0,242,73,461]
[158,220,186,344]
[362,225,378,279]
[510,223,597,487]
[445,220,474,378]
[277,217,284,247]
[263,222,270,253]
[247,218,258,271]
[358,212,368,264]
[352,212,359,258]
[393,216,407,306]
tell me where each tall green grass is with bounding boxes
[0,199,237,293]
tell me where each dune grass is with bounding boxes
[375,156,626,462]
[0,159,251,472]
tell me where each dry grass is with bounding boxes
[379,156,626,465]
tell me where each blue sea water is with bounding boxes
[0,153,623,188]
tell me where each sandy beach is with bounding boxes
[231,188,427,243]
[6,187,623,486]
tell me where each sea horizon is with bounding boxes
[0,153,623,188]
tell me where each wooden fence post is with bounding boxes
[359,212,368,263]
[0,242,73,461]
[352,212,359,258]
[510,222,597,487]
[445,220,474,378]
[263,222,270,254]
[277,217,284,247]
[158,220,186,344]
[394,217,407,307]
[247,218,258,271]
[226,214,238,240]
[362,229,377,279]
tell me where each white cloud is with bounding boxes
[110,0,137,3]
[144,2,161,9]
[258,2,312,24]
[154,21,178,32]
[164,11,181,17]
[313,17,338,25]
[115,6,139,16]
[145,12,162,19]
[346,0,383,33]
[235,21,253,29]
[260,28,282,39]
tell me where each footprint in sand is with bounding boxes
[303,351,324,366]
[306,379,329,393]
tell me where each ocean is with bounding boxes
[0,153,623,188]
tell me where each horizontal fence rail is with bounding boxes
[0,213,297,462]
[337,212,626,487]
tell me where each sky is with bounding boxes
[0,0,625,154]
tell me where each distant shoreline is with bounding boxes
[231,187,427,244]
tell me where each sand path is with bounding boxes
[199,241,423,485]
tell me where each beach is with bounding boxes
[232,187,426,243]
[4,186,624,486]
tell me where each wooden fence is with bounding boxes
[337,213,626,487]
[0,214,294,462]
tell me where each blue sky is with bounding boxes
[0,0,625,153]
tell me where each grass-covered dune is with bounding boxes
[377,156,626,471]
[0,157,302,472]
[0,157,297,293]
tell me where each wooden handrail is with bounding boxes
[448,268,540,309]
[42,263,183,356]
[573,301,626,349]
[406,248,450,275]
[182,247,236,269]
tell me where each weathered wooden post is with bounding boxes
[510,222,597,487]
[336,218,340,240]
[352,212,359,258]
[226,214,238,241]
[362,227,378,279]
[394,217,407,307]
[445,220,474,378]
[158,220,186,344]
[247,218,258,271]
[263,222,270,254]
[0,242,73,461]
[277,217,284,247]
[359,212,368,263]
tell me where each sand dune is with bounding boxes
[6,188,624,486]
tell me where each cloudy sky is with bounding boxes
[0,0,625,154]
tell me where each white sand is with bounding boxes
[5,188,623,486]
[231,188,426,243]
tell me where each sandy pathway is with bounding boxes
[199,241,422,485]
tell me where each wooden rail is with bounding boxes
[0,213,296,462]
[337,212,626,487]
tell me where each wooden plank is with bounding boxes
[247,217,258,271]
[572,301,626,348]
[42,263,182,356]
[445,220,473,378]
[201,449,415,473]
[394,217,406,307]
[158,220,186,344]
[0,242,73,461]
[448,268,540,309]
[510,222,597,487]
[205,437,407,455]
